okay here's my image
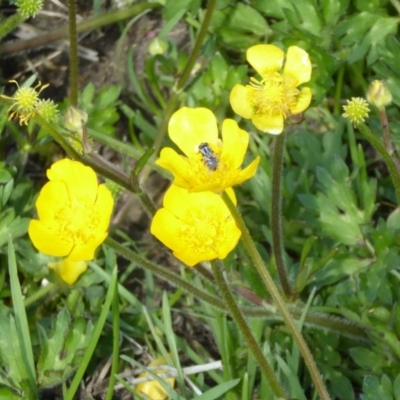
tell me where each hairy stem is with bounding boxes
[105,237,228,311]
[68,0,79,106]
[0,2,160,55]
[271,132,292,297]
[211,259,286,398]
[150,0,217,159]
[358,121,400,203]
[222,192,332,400]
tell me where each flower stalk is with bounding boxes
[68,0,79,106]
[151,0,217,157]
[357,121,400,203]
[271,131,292,298]
[222,191,332,400]
[210,259,286,398]
[105,237,228,311]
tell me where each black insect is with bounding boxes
[198,142,219,171]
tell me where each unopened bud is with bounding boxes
[366,80,392,109]
[148,37,168,56]
[63,106,87,135]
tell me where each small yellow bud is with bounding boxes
[342,98,370,125]
[366,80,392,109]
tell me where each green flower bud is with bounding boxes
[16,0,44,18]
[366,80,392,109]
[342,97,370,125]
[148,37,168,56]
[36,99,58,122]
[63,106,88,134]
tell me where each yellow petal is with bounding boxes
[162,185,192,219]
[234,156,260,185]
[156,148,191,182]
[35,180,69,222]
[221,119,248,169]
[94,184,114,232]
[252,113,284,134]
[136,357,175,400]
[247,44,284,77]
[168,107,218,157]
[289,87,312,114]
[67,231,108,261]
[216,219,241,259]
[47,159,98,203]
[151,208,186,255]
[174,246,216,267]
[283,46,312,86]
[49,259,88,285]
[28,220,73,257]
[229,84,254,119]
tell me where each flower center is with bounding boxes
[179,205,228,255]
[56,195,100,246]
[248,73,300,117]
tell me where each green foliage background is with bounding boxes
[2,0,400,399]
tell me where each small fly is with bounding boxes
[198,142,219,171]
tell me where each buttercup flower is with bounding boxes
[48,259,88,285]
[136,356,175,400]
[1,80,49,125]
[151,185,241,266]
[230,44,312,134]
[28,159,114,262]
[156,107,260,192]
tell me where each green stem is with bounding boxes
[23,282,56,308]
[333,65,345,115]
[0,2,160,55]
[222,192,331,400]
[68,0,79,106]
[378,108,400,172]
[105,272,120,400]
[211,259,286,397]
[130,172,157,217]
[358,121,400,203]
[105,237,227,311]
[271,132,292,297]
[151,0,217,158]
[33,114,80,159]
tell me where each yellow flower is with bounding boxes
[48,259,88,285]
[136,356,175,400]
[1,80,49,125]
[230,44,312,134]
[156,107,260,192]
[151,185,241,266]
[28,159,114,262]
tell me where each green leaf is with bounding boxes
[8,237,37,396]
[393,373,400,399]
[350,348,382,371]
[362,375,393,400]
[37,309,73,386]
[330,374,355,400]
[194,378,241,400]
